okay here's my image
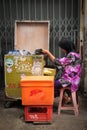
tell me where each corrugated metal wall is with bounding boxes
[0,0,80,67]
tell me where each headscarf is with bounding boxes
[58,37,76,54]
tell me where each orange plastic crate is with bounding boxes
[20,76,54,105]
[24,105,53,122]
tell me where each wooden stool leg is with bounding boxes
[71,92,79,116]
[58,87,79,116]
[58,88,64,115]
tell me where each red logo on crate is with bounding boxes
[30,89,45,100]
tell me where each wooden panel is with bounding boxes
[15,20,50,52]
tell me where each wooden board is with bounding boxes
[15,20,50,52]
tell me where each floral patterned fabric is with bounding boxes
[54,52,82,93]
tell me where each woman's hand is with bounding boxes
[42,49,55,62]
[42,49,49,54]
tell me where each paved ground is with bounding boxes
[0,87,87,130]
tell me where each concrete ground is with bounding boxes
[0,87,87,130]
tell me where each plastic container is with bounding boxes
[24,105,52,122]
[20,76,54,105]
[43,68,56,76]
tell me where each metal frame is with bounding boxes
[0,0,80,66]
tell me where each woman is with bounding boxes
[42,37,82,102]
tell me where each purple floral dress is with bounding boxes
[54,52,82,93]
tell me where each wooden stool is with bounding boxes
[58,86,79,116]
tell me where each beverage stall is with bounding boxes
[4,20,56,123]
[4,20,50,107]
